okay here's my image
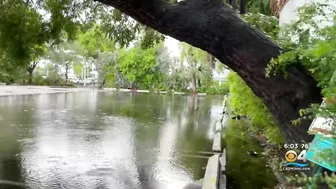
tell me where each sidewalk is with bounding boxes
[0,86,95,97]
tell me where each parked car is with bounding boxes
[69,78,80,84]
[85,78,98,85]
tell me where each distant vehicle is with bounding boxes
[69,78,80,84]
[85,78,97,85]
[75,78,98,86]
[86,78,93,84]
[78,79,84,84]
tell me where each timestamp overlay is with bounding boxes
[281,143,311,171]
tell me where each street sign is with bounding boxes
[306,71,336,172]
[308,110,335,137]
[307,134,336,172]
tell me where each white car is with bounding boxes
[69,78,80,84]
[85,78,97,85]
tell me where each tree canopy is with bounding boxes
[117,45,164,89]
[0,0,329,143]
[2,0,336,187]
[87,0,322,143]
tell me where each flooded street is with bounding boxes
[0,92,223,189]
[224,119,278,189]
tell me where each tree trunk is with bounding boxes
[99,79,106,89]
[228,0,239,11]
[28,70,33,84]
[65,69,68,82]
[191,74,197,93]
[240,0,246,14]
[96,0,322,143]
[206,53,215,69]
[65,64,70,82]
[27,61,38,84]
[65,73,68,82]
[198,78,201,89]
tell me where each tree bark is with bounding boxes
[96,0,322,143]
[191,74,197,93]
[99,79,106,89]
[206,53,215,69]
[28,70,33,84]
[228,0,239,11]
[27,61,38,84]
[65,64,69,82]
[240,0,246,14]
[197,78,201,89]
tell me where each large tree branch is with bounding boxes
[96,0,282,76]
[95,0,322,143]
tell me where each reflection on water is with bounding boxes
[225,119,278,189]
[0,92,223,189]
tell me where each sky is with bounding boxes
[164,37,180,58]
[163,36,229,80]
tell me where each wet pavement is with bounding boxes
[0,86,94,96]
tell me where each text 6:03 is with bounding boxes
[284,143,298,149]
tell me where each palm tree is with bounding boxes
[245,0,288,17]
[270,0,290,17]
[179,43,212,93]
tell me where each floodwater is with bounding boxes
[0,92,224,189]
[225,119,278,189]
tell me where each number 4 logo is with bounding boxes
[297,150,307,162]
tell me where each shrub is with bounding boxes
[227,72,284,144]
[199,81,230,95]
[32,74,46,85]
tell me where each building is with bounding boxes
[212,69,229,85]
[279,0,336,172]
[36,59,98,81]
[279,0,335,26]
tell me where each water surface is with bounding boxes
[225,119,278,189]
[0,92,223,189]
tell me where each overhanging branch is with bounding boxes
[94,0,322,143]
[95,0,282,71]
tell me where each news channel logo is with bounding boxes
[282,150,311,171]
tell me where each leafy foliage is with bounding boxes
[117,45,164,89]
[199,81,230,95]
[47,42,80,81]
[262,2,336,187]
[228,72,284,144]
[0,1,45,65]
[179,42,213,92]
[73,62,83,77]
[0,0,165,81]
[76,26,117,86]
[242,12,280,39]
[266,2,336,135]
[77,25,116,56]
[247,0,272,15]
[0,0,79,66]
[226,8,283,144]
[99,9,165,48]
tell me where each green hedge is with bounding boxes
[227,72,283,144]
[199,81,230,95]
[31,74,75,87]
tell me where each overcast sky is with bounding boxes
[164,37,180,58]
